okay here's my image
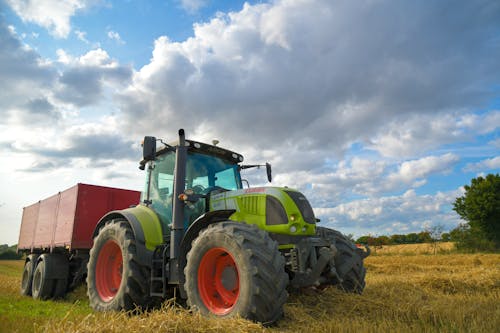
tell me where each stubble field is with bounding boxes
[0,248,499,332]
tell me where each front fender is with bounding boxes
[94,205,164,252]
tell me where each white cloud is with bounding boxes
[75,29,89,43]
[118,0,500,159]
[180,0,209,13]
[0,21,58,124]
[5,0,94,38]
[54,49,133,106]
[316,188,464,237]
[464,156,500,172]
[387,153,460,187]
[459,110,500,135]
[107,30,125,44]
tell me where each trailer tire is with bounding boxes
[184,222,288,324]
[20,254,39,296]
[316,226,367,293]
[87,219,152,311]
[32,255,55,300]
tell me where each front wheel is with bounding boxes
[316,226,367,293]
[87,219,152,311]
[184,222,288,324]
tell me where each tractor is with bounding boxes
[87,129,369,324]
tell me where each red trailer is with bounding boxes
[18,183,141,300]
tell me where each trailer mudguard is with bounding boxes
[94,205,164,252]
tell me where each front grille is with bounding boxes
[285,191,316,224]
[239,196,260,214]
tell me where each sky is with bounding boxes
[0,0,499,246]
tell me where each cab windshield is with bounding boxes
[186,152,242,191]
[142,150,242,227]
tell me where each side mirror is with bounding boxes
[266,163,272,182]
[143,136,156,161]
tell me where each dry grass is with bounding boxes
[371,242,455,255]
[1,250,499,333]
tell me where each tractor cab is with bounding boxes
[140,132,245,230]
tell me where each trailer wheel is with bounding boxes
[87,219,152,311]
[20,254,39,296]
[32,255,55,300]
[184,222,288,324]
[316,226,367,293]
[52,257,69,299]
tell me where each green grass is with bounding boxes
[0,260,25,277]
[1,253,499,332]
[0,261,91,332]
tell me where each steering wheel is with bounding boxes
[192,185,206,194]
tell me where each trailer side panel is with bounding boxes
[17,184,141,252]
[32,194,60,249]
[17,203,40,250]
[52,185,79,248]
[72,184,141,249]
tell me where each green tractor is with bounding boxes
[87,129,369,324]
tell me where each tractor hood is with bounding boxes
[209,187,317,237]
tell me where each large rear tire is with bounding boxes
[87,219,152,311]
[20,254,39,296]
[184,222,288,324]
[316,226,367,293]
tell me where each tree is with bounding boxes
[0,244,22,260]
[390,234,406,244]
[356,236,371,244]
[453,174,500,249]
[426,224,444,254]
[417,231,432,243]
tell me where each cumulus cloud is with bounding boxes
[75,29,89,43]
[5,119,139,174]
[118,0,500,160]
[386,153,460,188]
[180,0,209,13]
[0,19,135,170]
[107,30,125,44]
[4,0,94,38]
[316,188,463,237]
[55,49,133,106]
[369,114,473,157]
[464,156,500,172]
[0,21,58,122]
[270,153,460,212]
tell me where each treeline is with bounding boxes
[355,231,442,246]
[355,227,469,247]
[0,244,22,260]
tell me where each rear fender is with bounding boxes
[93,205,164,266]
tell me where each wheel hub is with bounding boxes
[198,247,240,315]
[95,240,123,302]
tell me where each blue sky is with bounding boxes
[0,0,499,245]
